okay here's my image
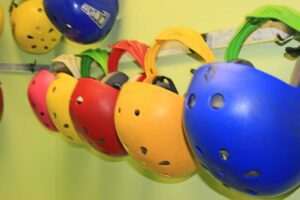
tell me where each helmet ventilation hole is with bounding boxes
[195,145,204,158]
[37,8,43,13]
[134,109,140,116]
[63,124,69,128]
[118,107,121,113]
[27,35,34,39]
[31,45,37,49]
[204,66,216,81]
[140,146,147,155]
[159,161,170,166]
[53,112,57,119]
[243,170,260,178]
[187,94,196,108]
[40,112,45,116]
[52,87,56,93]
[66,24,72,29]
[150,68,154,74]
[98,138,105,144]
[76,96,84,105]
[210,93,224,109]
[49,28,54,33]
[223,183,230,189]
[220,149,229,161]
[51,38,57,42]
[44,46,49,50]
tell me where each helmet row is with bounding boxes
[27,4,300,198]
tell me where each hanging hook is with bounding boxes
[27,60,37,73]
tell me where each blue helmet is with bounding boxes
[184,62,300,196]
[43,0,118,44]
[184,4,300,197]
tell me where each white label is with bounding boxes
[81,3,111,29]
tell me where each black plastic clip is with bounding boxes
[285,46,300,59]
[275,34,295,46]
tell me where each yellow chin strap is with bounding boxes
[144,27,216,83]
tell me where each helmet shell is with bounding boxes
[27,70,57,131]
[10,0,62,54]
[46,73,83,143]
[70,78,125,155]
[115,82,198,177]
[184,62,300,196]
[43,0,119,44]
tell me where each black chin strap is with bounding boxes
[152,76,178,94]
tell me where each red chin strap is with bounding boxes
[108,40,148,76]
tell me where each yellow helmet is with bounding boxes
[10,0,62,54]
[46,73,83,143]
[0,4,4,36]
[115,27,216,178]
[52,55,81,79]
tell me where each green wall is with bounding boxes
[0,0,299,200]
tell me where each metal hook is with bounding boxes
[28,60,37,73]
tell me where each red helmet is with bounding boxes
[70,40,148,156]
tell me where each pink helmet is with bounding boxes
[27,70,57,131]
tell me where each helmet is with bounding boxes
[70,41,147,156]
[52,55,81,78]
[46,59,83,143]
[114,28,216,178]
[28,70,57,131]
[10,0,62,54]
[43,0,119,44]
[0,4,4,36]
[184,5,300,197]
